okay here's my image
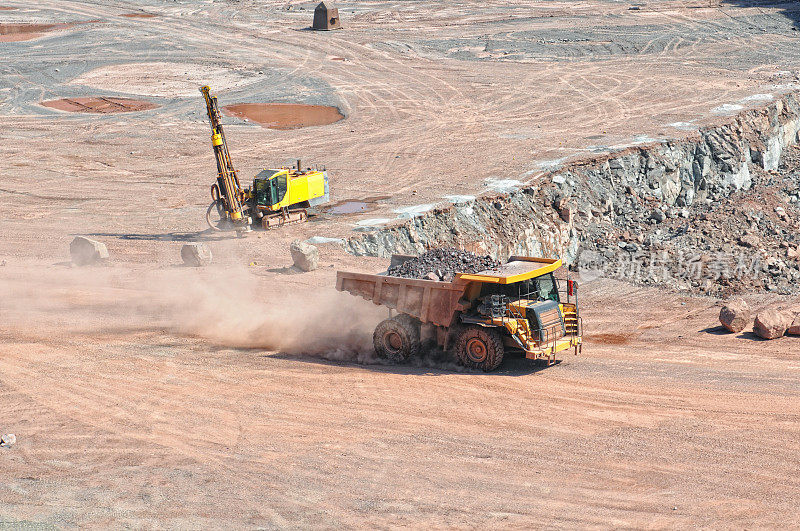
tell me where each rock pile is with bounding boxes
[387,248,500,281]
[348,97,800,298]
[573,143,800,297]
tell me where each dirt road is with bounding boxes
[1,263,798,527]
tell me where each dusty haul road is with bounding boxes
[1,261,799,528]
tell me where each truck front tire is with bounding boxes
[455,326,504,372]
[373,315,421,362]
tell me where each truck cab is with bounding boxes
[459,258,580,363]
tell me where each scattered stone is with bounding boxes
[70,236,109,266]
[558,204,572,223]
[180,242,212,267]
[650,209,666,223]
[788,314,800,336]
[719,299,750,333]
[738,233,761,248]
[290,240,319,272]
[425,272,440,281]
[387,248,500,281]
[753,309,792,340]
[0,433,15,447]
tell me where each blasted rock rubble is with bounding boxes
[545,97,800,297]
[347,94,800,297]
[572,144,800,297]
[386,248,500,281]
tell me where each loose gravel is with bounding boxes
[387,248,500,281]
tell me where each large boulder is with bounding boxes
[0,433,16,447]
[787,313,800,336]
[70,236,109,266]
[753,309,793,340]
[719,300,750,333]
[181,243,212,267]
[290,240,318,272]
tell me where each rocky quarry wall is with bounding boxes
[345,93,800,295]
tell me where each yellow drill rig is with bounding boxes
[200,86,330,233]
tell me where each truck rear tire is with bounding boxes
[455,326,504,372]
[373,314,421,362]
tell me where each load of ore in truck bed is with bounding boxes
[386,248,500,281]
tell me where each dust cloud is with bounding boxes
[0,262,475,370]
[152,266,385,363]
[0,263,384,363]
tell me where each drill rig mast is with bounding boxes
[200,85,251,233]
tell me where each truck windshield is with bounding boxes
[530,274,559,303]
[480,273,559,303]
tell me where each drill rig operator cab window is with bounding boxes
[254,169,288,207]
[480,273,560,303]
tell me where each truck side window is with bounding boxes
[271,175,288,205]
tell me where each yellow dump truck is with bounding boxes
[336,256,582,371]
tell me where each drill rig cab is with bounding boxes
[200,86,329,233]
[252,166,329,228]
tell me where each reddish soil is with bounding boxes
[586,332,635,345]
[0,23,69,42]
[121,13,157,18]
[40,97,159,114]
[223,103,345,130]
[1,264,798,528]
[0,6,18,10]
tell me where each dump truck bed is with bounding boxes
[337,256,567,329]
[335,272,469,327]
